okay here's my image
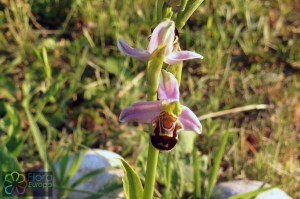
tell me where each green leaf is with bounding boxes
[0,75,16,101]
[37,75,68,110]
[0,145,22,172]
[70,167,108,188]
[178,130,197,154]
[53,151,85,198]
[175,0,204,30]
[228,186,277,199]
[59,154,71,184]
[5,136,23,157]
[205,127,230,199]
[4,104,23,156]
[4,104,21,136]
[193,145,201,198]
[66,151,85,182]
[87,179,123,199]
[47,158,60,185]
[98,58,121,76]
[119,158,144,199]
[23,106,48,163]
[42,47,52,81]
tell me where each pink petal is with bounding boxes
[147,20,175,54]
[119,101,162,123]
[165,51,204,64]
[158,70,180,101]
[118,39,150,61]
[178,106,202,134]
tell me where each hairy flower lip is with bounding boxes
[117,19,203,65]
[119,70,202,134]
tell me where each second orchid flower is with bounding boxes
[118,20,203,65]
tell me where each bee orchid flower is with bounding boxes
[117,20,203,65]
[119,70,202,151]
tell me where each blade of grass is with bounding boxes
[66,152,85,182]
[205,125,231,199]
[42,47,52,83]
[37,75,68,110]
[56,152,85,198]
[87,179,123,199]
[0,145,22,171]
[59,154,70,184]
[58,179,122,199]
[70,167,109,188]
[47,158,60,186]
[228,186,276,199]
[23,103,48,164]
[175,0,204,30]
[193,143,201,198]
[4,104,23,156]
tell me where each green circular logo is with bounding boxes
[2,172,28,196]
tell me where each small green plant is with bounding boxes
[0,0,299,198]
[117,1,205,198]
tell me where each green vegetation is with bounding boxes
[0,0,299,198]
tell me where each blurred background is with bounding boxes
[0,0,299,198]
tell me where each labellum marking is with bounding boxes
[151,111,183,151]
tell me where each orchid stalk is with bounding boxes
[118,16,203,198]
[144,45,165,199]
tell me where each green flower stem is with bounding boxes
[143,93,159,199]
[143,45,166,199]
[179,0,189,12]
[143,139,159,199]
[143,86,159,199]
[175,0,204,30]
[165,153,173,196]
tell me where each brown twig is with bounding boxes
[199,104,274,120]
[29,11,44,30]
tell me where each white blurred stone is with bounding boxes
[212,180,291,199]
[54,149,124,199]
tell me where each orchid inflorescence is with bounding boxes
[118,19,203,151]
[117,2,205,198]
